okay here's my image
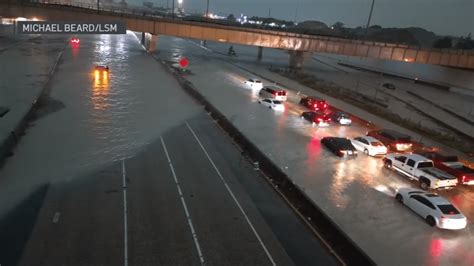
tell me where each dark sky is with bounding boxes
[139,0,473,36]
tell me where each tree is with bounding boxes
[227,13,235,21]
[369,25,382,30]
[455,34,473,49]
[332,22,344,29]
[433,37,452,49]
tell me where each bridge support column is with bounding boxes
[257,46,263,61]
[288,50,311,70]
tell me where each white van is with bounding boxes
[259,86,287,101]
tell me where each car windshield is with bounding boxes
[273,100,282,104]
[255,80,262,83]
[437,205,460,215]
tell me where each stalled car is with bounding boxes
[244,78,263,90]
[395,188,467,230]
[258,98,285,111]
[259,86,287,101]
[321,137,357,158]
[367,129,413,152]
[351,136,387,156]
[300,111,331,127]
[300,96,328,111]
[329,111,352,125]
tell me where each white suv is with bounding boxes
[259,86,287,101]
[243,78,263,89]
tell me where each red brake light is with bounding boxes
[324,104,327,108]
[317,118,322,122]
[462,175,466,182]
[314,104,317,107]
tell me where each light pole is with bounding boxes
[206,0,210,19]
[364,0,375,39]
[294,0,299,23]
[171,0,175,18]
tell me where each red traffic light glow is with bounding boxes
[179,57,189,68]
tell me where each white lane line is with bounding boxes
[160,136,205,266]
[122,159,129,266]
[185,122,276,266]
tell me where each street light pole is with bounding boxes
[206,0,210,19]
[171,0,175,18]
[364,0,375,39]
[294,0,299,23]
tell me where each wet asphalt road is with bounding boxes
[1,32,339,265]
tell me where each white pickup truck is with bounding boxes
[383,153,458,190]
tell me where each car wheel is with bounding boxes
[395,194,403,203]
[258,101,261,104]
[364,149,369,155]
[384,160,392,169]
[425,216,436,227]
[420,180,429,190]
[269,106,272,109]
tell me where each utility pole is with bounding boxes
[364,0,375,39]
[268,8,272,18]
[294,0,299,23]
[206,0,210,19]
[171,0,175,18]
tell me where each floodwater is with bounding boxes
[0,31,200,216]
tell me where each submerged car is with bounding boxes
[258,98,285,111]
[321,137,357,158]
[94,64,109,72]
[351,136,387,156]
[395,188,467,230]
[301,111,331,127]
[329,111,352,125]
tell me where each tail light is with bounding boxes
[462,175,466,183]
[314,104,317,108]
[317,118,322,122]
[323,103,327,108]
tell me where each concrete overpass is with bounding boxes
[1,1,473,69]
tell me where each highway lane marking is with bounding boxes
[160,137,206,266]
[52,212,61,223]
[185,121,277,266]
[122,159,129,266]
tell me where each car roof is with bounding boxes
[420,193,450,205]
[264,85,284,90]
[405,153,431,162]
[359,136,381,143]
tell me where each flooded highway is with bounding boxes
[0,31,201,216]
[0,29,340,265]
[152,35,474,266]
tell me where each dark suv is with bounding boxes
[367,129,413,152]
[300,96,328,111]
